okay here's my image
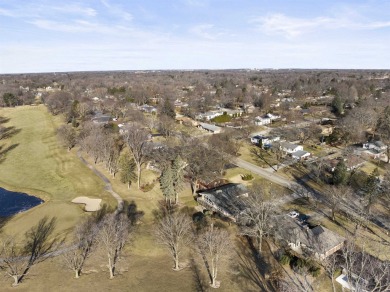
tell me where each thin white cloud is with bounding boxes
[256,14,331,38]
[190,24,215,40]
[184,0,209,7]
[100,0,133,21]
[253,13,390,38]
[0,8,16,17]
[50,4,97,17]
[30,19,96,33]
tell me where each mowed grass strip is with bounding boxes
[0,105,114,235]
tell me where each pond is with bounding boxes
[0,187,44,217]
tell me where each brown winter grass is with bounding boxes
[0,105,115,237]
[0,105,297,291]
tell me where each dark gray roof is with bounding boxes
[276,217,345,254]
[199,122,222,132]
[198,183,248,216]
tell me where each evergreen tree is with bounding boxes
[331,96,344,116]
[171,156,186,204]
[362,168,381,213]
[160,98,176,119]
[119,154,137,189]
[160,165,175,205]
[333,160,348,185]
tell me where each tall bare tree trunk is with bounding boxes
[192,179,198,195]
[258,233,263,254]
[211,260,217,287]
[137,164,141,190]
[12,276,19,287]
[108,256,114,279]
[174,253,179,270]
[75,269,80,279]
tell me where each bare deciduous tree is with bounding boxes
[0,237,27,286]
[342,239,390,292]
[239,188,276,254]
[62,218,98,278]
[323,253,340,292]
[183,142,224,195]
[323,185,352,221]
[197,225,233,288]
[57,124,77,151]
[0,217,59,286]
[125,123,151,189]
[98,213,131,279]
[154,212,193,271]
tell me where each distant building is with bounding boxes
[92,113,111,124]
[198,122,222,134]
[250,135,280,147]
[254,116,271,126]
[292,150,311,160]
[139,104,157,114]
[279,142,304,154]
[196,111,223,121]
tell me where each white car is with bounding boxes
[288,211,299,218]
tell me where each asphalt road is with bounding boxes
[234,157,298,189]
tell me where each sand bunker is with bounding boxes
[72,196,102,212]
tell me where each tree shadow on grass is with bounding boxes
[0,143,19,164]
[0,215,13,233]
[0,126,21,140]
[190,257,209,292]
[233,237,276,292]
[0,117,10,124]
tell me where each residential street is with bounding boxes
[234,157,298,189]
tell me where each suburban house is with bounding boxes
[197,183,248,222]
[363,141,387,153]
[174,99,189,108]
[254,116,271,126]
[265,113,281,121]
[139,104,157,114]
[279,142,304,154]
[292,150,311,160]
[196,111,223,121]
[276,217,345,259]
[92,113,111,124]
[326,155,366,172]
[250,135,280,147]
[254,113,281,126]
[198,122,222,134]
[219,108,244,117]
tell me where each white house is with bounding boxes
[266,113,281,121]
[280,142,303,154]
[292,150,311,160]
[196,111,223,121]
[251,135,280,147]
[219,108,244,117]
[254,116,271,126]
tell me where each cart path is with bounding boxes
[77,150,124,213]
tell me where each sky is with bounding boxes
[0,0,389,73]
